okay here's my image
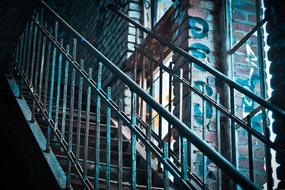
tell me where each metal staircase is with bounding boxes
[5,1,285,189]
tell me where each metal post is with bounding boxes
[230,86,237,190]
[247,116,254,182]
[55,39,63,130]
[26,21,33,79]
[117,99,123,190]
[84,68,92,181]
[202,84,207,189]
[34,22,42,94]
[30,14,39,87]
[47,21,58,151]
[164,142,169,190]
[216,93,221,190]
[94,62,102,190]
[67,39,77,189]
[106,87,111,190]
[131,92,137,190]
[76,59,84,162]
[43,26,51,110]
[38,29,46,102]
[61,44,70,141]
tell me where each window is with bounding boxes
[143,0,173,29]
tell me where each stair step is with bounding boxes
[70,173,164,190]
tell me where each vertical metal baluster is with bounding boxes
[202,84,207,189]
[30,14,39,87]
[265,125,272,190]
[34,22,42,94]
[19,33,24,71]
[118,99,123,190]
[158,44,163,160]
[18,33,25,98]
[55,39,63,130]
[26,21,34,80]
[94,62,102,190]
[134,27,138,82]
[22,22,30,78]
[61,44,70,141]
[179,69,187,181]
[230,86,237,190]
[34,8,43,92]
[189,59,194,175]
[163,142,169,189]
[38,23,47,103]
[216,93,221,190]
[247,116,254,182]
[84,68,92,182]
[43,27,52,111]
[30,16,39,123]
[15,40,20,68]
[140,56,146,122]
[131,92,137,190]
[146,107,152,189]
[67,39,77,189]
[168,62,173,152]
[47,22,58,151]
[106,87,111,190]
[146,59,154,190]
[12,39,19,78]
[76,59,84,162]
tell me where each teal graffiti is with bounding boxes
[193,81,214,125]
[189,17,209,38]
[189,43,210,59]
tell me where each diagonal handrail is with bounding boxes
[106,4,285,120]
[40,1,258,189]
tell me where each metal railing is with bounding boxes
[7,1,272,190]
[106,3,285,190]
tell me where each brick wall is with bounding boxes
[231,0,266,188]
[185,0,222,189]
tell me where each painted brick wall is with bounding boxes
[185,1,222,189]
[231,0,266,188]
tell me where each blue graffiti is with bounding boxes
[189,17,209,38]
[189,43,210,59]
[193,81,214,125]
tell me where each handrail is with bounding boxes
[106,5,285,120]
[40,1,258,189]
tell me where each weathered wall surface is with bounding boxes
[231,0,267,187]
[265,0,285,188]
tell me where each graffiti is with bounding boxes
[236,43,260,116]
[189,17,209,38]
[235,43,263,132]
[188,15,214,124]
